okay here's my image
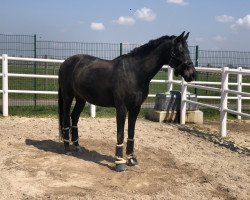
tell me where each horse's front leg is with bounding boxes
[115,105,128,172]
[127,106,141,166]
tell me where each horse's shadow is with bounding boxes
[25,139,116,170]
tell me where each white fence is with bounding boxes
[167,66,250,137]
[1,54,250,137]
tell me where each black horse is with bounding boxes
[58,32,196,172]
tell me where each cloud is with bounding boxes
[90,22,105,31]
[231,14,250,30]
[215,15,234,23]
[134,7,156,22]
[167,0,188,6]
[114,16,135,25]
[213,35,227,42]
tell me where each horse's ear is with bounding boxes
[183,32,190,41]
[174,31,185,43]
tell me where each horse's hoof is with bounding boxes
[65,150,72,155]
[64,146,71,155]
[127,157,138,166]
[74,145,83,153]
[115,163,128,172]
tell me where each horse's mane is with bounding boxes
[128,35,175,57]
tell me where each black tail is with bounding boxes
[58,87,63,141]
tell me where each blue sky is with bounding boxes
[1,0,250,51]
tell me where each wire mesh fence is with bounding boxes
[0,34,35,57]
[199,50,250,68]
[1,33,250,112]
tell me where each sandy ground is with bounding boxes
[0,116,249,200]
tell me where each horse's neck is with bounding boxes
[141,48,170,81]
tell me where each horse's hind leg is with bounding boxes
[126,106,141,166]
[62,95,73,154]
[71,98,86,152]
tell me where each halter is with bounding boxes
[168,40,188,70]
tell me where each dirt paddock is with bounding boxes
[0,117,249,200]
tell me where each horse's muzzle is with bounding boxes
[183,65,196,82]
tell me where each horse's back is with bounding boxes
[59,54,99,79]
[59,54,96,72]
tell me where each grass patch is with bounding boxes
[8,106,58,117]
[5,106,150,119]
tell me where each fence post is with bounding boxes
[194,45,199,95]
[167,65,173,92]
[180,78,187,124]
[195,45,199,67]
[237,67,242,120]
[120,43,123,56]
[2,54,8,117]
[220,67,229,137]
[33,34,37,107]
[90,104,96,118]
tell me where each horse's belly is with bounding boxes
[84,94,114,107]
[75,85,115,107]
[126,91,147,109]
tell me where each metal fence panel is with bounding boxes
[37,41,122,60]
[0,34,35,57]
[199,50,250,68]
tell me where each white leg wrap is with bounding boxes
[72,138,78,143]
[115,157,127,164]
[127,154,133,159]
[62,127,70,143]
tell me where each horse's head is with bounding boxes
[169,32,196,82]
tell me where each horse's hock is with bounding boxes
[146,91,203,124]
